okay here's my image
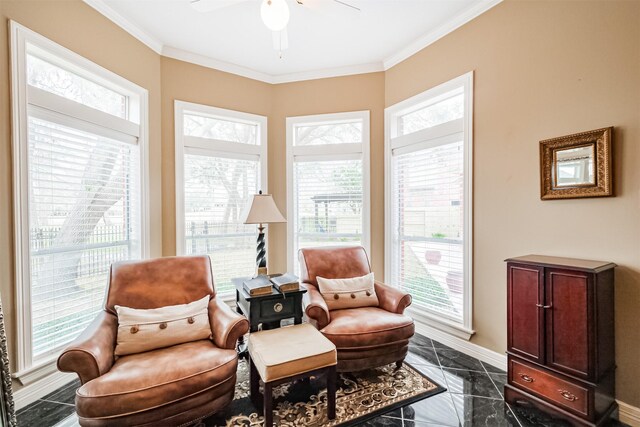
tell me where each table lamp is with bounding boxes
[242,191,286,276]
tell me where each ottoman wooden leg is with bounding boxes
[263,382,273,427]
[327,365,336,420]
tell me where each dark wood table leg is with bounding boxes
[327,365,336,420]
[264,381,273,427]
[249,356,260,409]
[235,302,249,359]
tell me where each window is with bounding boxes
[385,72,473,339]
[286,112,370,273]
[175,102,267,297]
[10,22,149,375]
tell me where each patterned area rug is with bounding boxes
[197,359,445,427]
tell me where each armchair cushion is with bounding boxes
[114,295,211,356]
[105,256,214,313]
[320,307,414,349]
[299,246,371,287]
[75,340,237,420]
[317,273,378,310]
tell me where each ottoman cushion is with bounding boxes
[248,323,336,382]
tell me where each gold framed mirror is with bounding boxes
[540,127,613,200]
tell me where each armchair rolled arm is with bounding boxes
[57,311,117,384]
[208,297,249,350]
[375,281,412,314]
[302,283,330,329]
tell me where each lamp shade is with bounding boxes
[242,192,286,224]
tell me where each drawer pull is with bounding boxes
[518,373,534,383]
[558,390,578,402]
[273,303,283,313]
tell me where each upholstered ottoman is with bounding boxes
[248,323,337,427]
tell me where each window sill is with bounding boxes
[221,293,236,307]
[12,355,60,386]
[407,307,475,340]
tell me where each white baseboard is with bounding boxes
[13,370,76,410]
[618,400,640,427]
[414,320,507,371]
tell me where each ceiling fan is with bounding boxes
[190,0,361,57]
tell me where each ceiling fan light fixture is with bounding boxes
[260,0,290,32]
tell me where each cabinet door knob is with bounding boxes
[535,303,553,309]
[558,390,578,402]
[518,373,534,383]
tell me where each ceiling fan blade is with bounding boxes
[333,0,360,12]
[295,0,361,12]
[190,0,251,13]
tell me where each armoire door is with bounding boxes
[545,268,593,379]
[507,263,545,363]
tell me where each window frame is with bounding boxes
[384,72,474,339]
[286,111,371,273]
[10,21,150,381]
[174,100,268,299]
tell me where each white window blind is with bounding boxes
[392,140,464,322]
[11,22,148,373]
[293,159,363,252]
[287,112,370,273]
[183,153,260,295]
[386,72,473,335]
[28,114,141,358]
[175,102,267,297]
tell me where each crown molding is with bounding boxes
[382,0,503,69]
[162,46,383,84]
[84,0,501,85]
[270,62,384,84]
[162,46,275,84]
[83,0,163,54]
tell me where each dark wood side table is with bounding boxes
[232,276,307,357]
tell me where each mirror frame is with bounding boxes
[540,127,613,200]
[0,297,16,427]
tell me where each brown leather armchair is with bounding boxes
[57,256,249,426]
[299,246,414,372]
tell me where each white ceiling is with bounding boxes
[85,0,501,83]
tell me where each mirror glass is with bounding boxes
[553,144,596,188]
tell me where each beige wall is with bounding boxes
[1,0,639,409]
[0,0,163,380]
[385,0,640,406]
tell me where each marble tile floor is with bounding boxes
[17,333,628,427]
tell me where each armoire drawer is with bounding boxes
[510,357,590,417]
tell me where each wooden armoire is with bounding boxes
[505,255,616,426]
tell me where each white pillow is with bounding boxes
[317,273,378,311]
[115,295,212,356]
